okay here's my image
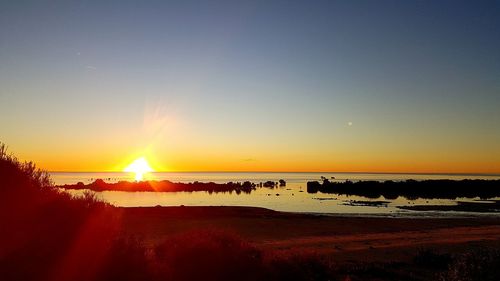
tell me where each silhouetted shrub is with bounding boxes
[263,251,334,281]
[440,248,500,281]
[414,248,452,269]
[0,143,122,281]
[153,229,263,281]
[95,237,152,281]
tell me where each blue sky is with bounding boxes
[1,0,499,172]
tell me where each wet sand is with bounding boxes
[119,206,500,263]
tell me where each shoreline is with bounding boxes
[124,205,500,218]
[119,205,500,219]
[117,205,500,264]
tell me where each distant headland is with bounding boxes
[58,179,287,193]
[307,178,500,199]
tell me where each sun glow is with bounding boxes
[124,157,154,181]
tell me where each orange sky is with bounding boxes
[7,136,499,174]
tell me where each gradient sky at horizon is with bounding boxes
[1,0,499,173]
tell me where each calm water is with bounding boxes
[51,172,500,216]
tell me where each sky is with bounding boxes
[1,0,499,173]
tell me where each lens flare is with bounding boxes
[124,157,154,181]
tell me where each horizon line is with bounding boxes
[47,170,500,177]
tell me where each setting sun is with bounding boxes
[124,157,154,181]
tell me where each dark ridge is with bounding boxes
[59,179,257,193]
[307,179,500,199]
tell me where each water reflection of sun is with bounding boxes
[124,157,154,181]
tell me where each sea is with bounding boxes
[51,172,500,216]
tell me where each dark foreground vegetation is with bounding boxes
[307,178,500,199]
[1,142,500,281]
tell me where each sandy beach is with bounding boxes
[119,206,500,263]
